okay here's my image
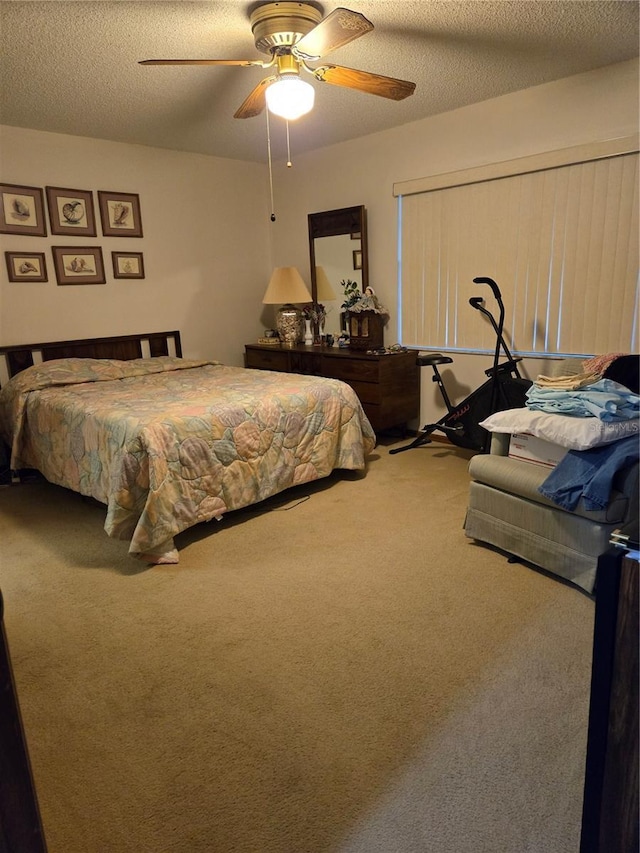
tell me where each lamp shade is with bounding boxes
[265,77,315,121]
[262,267,312,304]
[315,266,337,301]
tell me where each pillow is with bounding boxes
[0,356,214,396]
[480,408,639,450]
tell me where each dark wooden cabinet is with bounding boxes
[0,591,48,852]
[244,343,420,433]
[580,547,639,853]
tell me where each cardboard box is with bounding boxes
[508,432,569,469]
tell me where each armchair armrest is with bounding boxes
[489,432,510,456]
[613,460,639,506]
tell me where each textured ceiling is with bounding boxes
[0,1,638,163]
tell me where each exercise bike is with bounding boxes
[389,277,532,455]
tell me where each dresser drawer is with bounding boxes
[322,357,379,384]
[244,344,420,434]
[290,351,323,375]
[245,348,290,371]
[341,379,381,405]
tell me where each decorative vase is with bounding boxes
[304,319,313,345]
[277,304,303,347]
[313,317,324,346]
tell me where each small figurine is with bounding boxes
[349,286,389,317]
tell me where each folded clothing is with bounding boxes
[526,378,640,421]
[539,434,639,511]
[534,372,601,390]
[582,352,628,375]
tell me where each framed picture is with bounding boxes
[112,251,145,279]
[98,190,143,237]
[0,183,47,236]
[52,246,106,285]
[353,249,362,270]
[46,186,96,236]
[4,251,48,282]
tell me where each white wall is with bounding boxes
[0,126,273,365]
[1,59,637,422]
[270,58,639,425]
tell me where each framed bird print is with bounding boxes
[46,186,96,236]
[98,190,143,237]
[0,183,47,236]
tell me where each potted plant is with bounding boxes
[340,279,360,332]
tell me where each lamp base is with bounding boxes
[277,304,303,347]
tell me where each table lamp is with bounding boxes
[262,267,312,346]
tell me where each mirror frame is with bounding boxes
[307,205,368,304]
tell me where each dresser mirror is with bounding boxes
[308,205,369,337]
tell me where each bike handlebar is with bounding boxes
[473,276,502,300]
[469,296,484,309]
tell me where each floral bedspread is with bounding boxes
[0,357,376,563]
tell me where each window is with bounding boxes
[395,139,639,357]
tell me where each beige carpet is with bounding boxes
[1,438,594,853]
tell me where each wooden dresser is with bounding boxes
[244,343,420,433]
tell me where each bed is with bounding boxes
[0,331,376,564]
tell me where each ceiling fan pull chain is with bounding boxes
[266,109,276,221]
[286,120,292,169]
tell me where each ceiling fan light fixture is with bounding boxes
[265,76,314,120]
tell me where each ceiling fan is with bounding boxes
[140,2,416,121]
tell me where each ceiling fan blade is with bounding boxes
[139,58,266,67]
[293,8,373,60]
[312,64,416,100]
[234,76,276,119]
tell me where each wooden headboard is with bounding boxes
[0,331,182,386]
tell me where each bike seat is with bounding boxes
[416,353,454,367]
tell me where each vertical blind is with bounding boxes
[396,147,639,357]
